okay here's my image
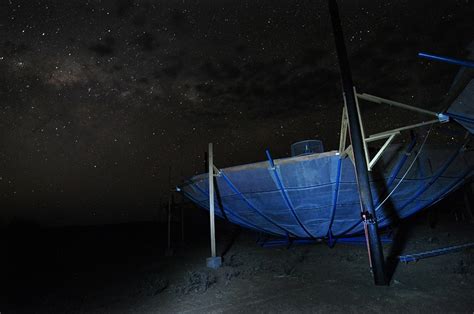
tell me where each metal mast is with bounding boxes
[328,0,387,285]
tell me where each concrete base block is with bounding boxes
[206,256,222,269]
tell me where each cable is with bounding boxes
[374,125,433,212]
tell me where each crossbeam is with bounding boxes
[367,119,440,140]
[338,91,448,171]
[356,93,440,118]
[367,133,397,171]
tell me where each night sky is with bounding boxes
[1,0,473,226]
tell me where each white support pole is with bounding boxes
[213,165,220,175]
[354,87,371,170]
[367,119,439,140]
[344,145,355,163]
[208,142,216,258]
[339,105,348,154]
[368,133,397,171]
[356,93,439,118]
[206,143,221,269]
[365,131,400,143]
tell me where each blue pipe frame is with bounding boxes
[185,179,280,236]
[219,170,295,237]
[265,149,316,239]
[418,52,474,68]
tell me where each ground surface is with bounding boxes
[2,195,474,313]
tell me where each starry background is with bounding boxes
[1,0,473,226]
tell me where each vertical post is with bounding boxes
[206,142,221,268]
[339,105,348,154]
[208,143,216,258]
[354,87,370,169]
[328,0,387,285]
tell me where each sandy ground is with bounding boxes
[2,191,474,313]
[136,217,474,313]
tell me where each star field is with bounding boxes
[0,0,472,225]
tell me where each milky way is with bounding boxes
[1,0,473,225]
